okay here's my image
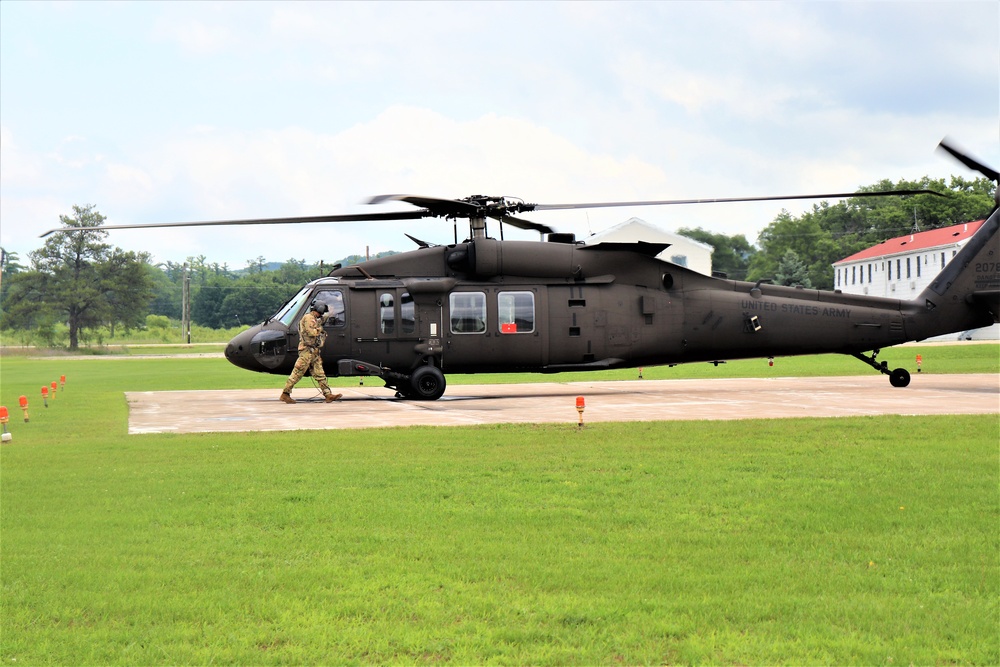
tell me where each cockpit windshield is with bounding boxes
[274,287,313,327]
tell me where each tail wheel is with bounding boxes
[889,368,911,388]
[409,365,447,400]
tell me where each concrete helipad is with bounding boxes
[126,373,1000,434]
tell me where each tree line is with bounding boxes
[1,176,993,349]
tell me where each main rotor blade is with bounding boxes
[494,214,555,235]
[39,210,430,237]
[528,189,945,212]
[937,137,1000,182]
[366,194,481,217]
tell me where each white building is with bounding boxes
[832,220,998,339]
[585,217,714,276]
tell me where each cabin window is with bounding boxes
[498,291,535,334]
[310,289,346,328]
[379,293,395,334]
[401,292,415,334]
[450,292,486,334]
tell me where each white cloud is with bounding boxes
[150,12,240,56]
[0,126,41,186]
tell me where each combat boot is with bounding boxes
[325,393,343,403]
[280,392,296,404]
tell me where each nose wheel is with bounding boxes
[851,350,911,387]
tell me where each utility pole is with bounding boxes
[181,262,191,344]
[0,248,5,318]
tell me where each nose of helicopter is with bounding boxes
[225,326,264,372]
[225,323,294,373]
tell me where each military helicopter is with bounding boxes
[46,139,999,400]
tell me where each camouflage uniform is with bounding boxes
[282,310,337,400]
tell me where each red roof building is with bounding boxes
[832,220,986,299]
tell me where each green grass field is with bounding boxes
[0,349,997,664]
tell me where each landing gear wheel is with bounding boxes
[409,365,446,401]
[889,368,910,388]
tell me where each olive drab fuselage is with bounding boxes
[223,209,1000,399]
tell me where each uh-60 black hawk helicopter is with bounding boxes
[47,139,1000,400]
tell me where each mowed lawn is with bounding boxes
[0,351,997,665]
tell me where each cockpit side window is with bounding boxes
[313,290,346,327]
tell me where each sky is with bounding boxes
[1,1,998,270]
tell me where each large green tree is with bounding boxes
[774,249,813,288]
[1,248,26,315]
[191,274,234,329]
[1,205,154,349]
[102,247,156,337]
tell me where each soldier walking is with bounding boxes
[280,301,342,404]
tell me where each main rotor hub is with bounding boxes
[458,195,534,218]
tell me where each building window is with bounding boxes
[450,292,486,333]
[498,291,535,333]
[906,257,911,279]
[897,259,902,279]
[916,258,921,278]
[852,265,856,285]
[941,252,945,268]
[670,254,688,267]
[868,264,872,283]
[888,261,892,280]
